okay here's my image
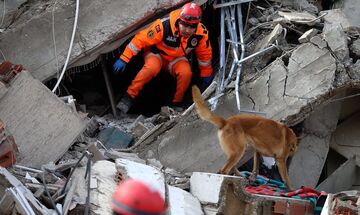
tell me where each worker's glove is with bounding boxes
[113,59,127,75]
[199,76,213,92]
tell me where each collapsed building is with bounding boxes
[0,0,360,214]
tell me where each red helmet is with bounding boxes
[179,3,202,24]
[112,179,166,215]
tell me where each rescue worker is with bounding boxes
[112,179,166,215]
[113,2,213,113]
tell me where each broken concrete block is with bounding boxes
[255,23,284,51]
[0,81,6,100]
[350,39,360,57]
[168,185,204,215]
[332,0,360,29]
[190,172,238,205]
[97,127,133,150]
[330,112,360,160]
[316,157,357,193]
[289,94,342,188]
[321,9,352,33]
[323,25,349,61]
[286,43,336,102]
[310,35,328,49]
[298,28,318,43]
[271,0,318,14]
[69,160,117,215]
[131,122,149,138]
[277,11,319,26]
[0,71,87,168]
[349,60,360,79]
[241,43,336,124]
[115,159,166,198]
[105,150,146,164]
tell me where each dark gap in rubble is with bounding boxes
[45,5,220,117]
[317,148,347,186]
[321,0,334,10]
[282,53,290,66]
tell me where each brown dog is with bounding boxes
[192,86,298,190]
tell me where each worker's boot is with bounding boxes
[116,93,134,113]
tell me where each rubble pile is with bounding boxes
[0,0,360,214]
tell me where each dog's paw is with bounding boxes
[249,173,257,183]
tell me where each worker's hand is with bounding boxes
[113,59,127,75]
[199,76,212,91]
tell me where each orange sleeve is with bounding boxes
[120,19,164,63]
[195,23,213,77]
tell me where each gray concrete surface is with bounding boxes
[323,26,349,62]
[0,0,186,82]
[0,71,87,168]
[321,9,353,33]
[316,157,357,193]
[331,112,360,159]
[289,96,342,188]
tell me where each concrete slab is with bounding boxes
[277,11,319,26]
[0,0,27,29]
[67,160,117,215]
[349,60,360,80]
[331,112,360,159]
[298,28,318,43]
[168,185,204,215]
[320,9,353,33]
[0,71,87,168]
[310,35,327,49]
[0,81,7,100]
[316,157,357,193]
[350,39,360,57]
[241,43,336,124]
[190,172,229,205]
[323,25,349,62]
[0,0,186,82]
[255,23,283,51]
[270,0,318,14]
[115,158,166,198]
[190,172,250,214]
[289,97,342,188]
[333,0,360,30]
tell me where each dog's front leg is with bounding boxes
[276,157,294,191]
[249,151,260,183]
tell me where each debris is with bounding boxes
[310,35,328,49]
[0,71,88,168]
[323,25,350,62]
[97,127,133,150]
[350,38,360,57]
[298,28,318,43]
[276,11,319,26]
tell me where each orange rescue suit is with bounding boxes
[119,9,213,103]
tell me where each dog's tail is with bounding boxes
[192,85,226,129]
